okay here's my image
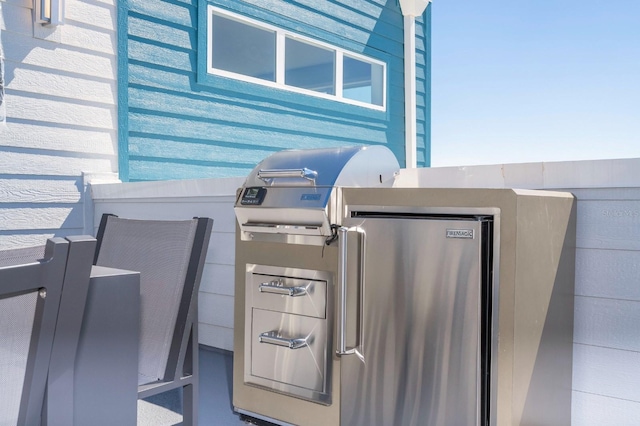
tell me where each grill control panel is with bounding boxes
[240,187,267,205]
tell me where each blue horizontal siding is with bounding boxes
[128,159,254,181]
[127,112,403,152]
[119,0,431,180]
[420,4,431,166]
[126,65,407,133]
[128,39,193,72]
[128,136,281,163]
[212,0,403,56]
[128,16,196,50]
[127,87,403,140]
[128,0,196,28]
[127,40,399,122]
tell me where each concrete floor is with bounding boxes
[139,346,258,426]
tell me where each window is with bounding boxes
[211,14,276,82]
[343,55,384,106]
[285,37,335,95]
[207,6,386,110]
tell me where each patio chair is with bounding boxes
[45,235,97,426]
[0,236,94,426]
[93,214,213,426]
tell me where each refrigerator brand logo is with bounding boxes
[446,229,474,239]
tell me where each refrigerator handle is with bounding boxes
[336,226,365,356]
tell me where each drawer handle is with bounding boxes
[259,331,309,349]
[259,281,309,297]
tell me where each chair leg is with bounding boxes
[182,323,199,426]
[183,381,198,426]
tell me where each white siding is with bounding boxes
[0,0,118,249]
[396,158,640,426]
[572,391,640,426]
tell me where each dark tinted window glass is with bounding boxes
[212,14,276,82]
[343,56,384,106]
[285,37,335,95]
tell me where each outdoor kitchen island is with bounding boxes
[232,147,576,426]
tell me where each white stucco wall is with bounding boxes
[91,157,640,425]
[0,0,118,249]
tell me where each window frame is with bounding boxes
[206,5,387,111]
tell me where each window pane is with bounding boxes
[343,56,384,106]
[211,14,276,82]
[285,38,335,95]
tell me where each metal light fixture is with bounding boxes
[35,0,63,26]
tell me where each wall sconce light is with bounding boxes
[35,0,64,26]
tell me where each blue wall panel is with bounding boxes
[418,5,431,166]
[118,0,431,181]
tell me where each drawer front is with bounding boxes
[247,308,329,402]
[250,273,326,318]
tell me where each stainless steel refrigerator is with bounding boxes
[338,210,494,425]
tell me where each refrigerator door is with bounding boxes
[340,215,489,426]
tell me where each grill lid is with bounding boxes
[241,145,398,188]
[235,145,400,240]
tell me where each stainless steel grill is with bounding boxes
[234,145,399,242]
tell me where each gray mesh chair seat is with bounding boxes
[94,214,213,426]
[0,236,96,426]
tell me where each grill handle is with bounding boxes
[258,331,309,349]
[337,226,365,357]
[259,281,309,297]
[257,168,318,184]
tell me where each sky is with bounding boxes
[429,0,640,167]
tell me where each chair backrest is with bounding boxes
[93,215,213,384]
[46,235,97,426]
[0,238,69,425]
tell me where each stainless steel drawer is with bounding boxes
[246,308,330,403]
[249,273,326,319]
